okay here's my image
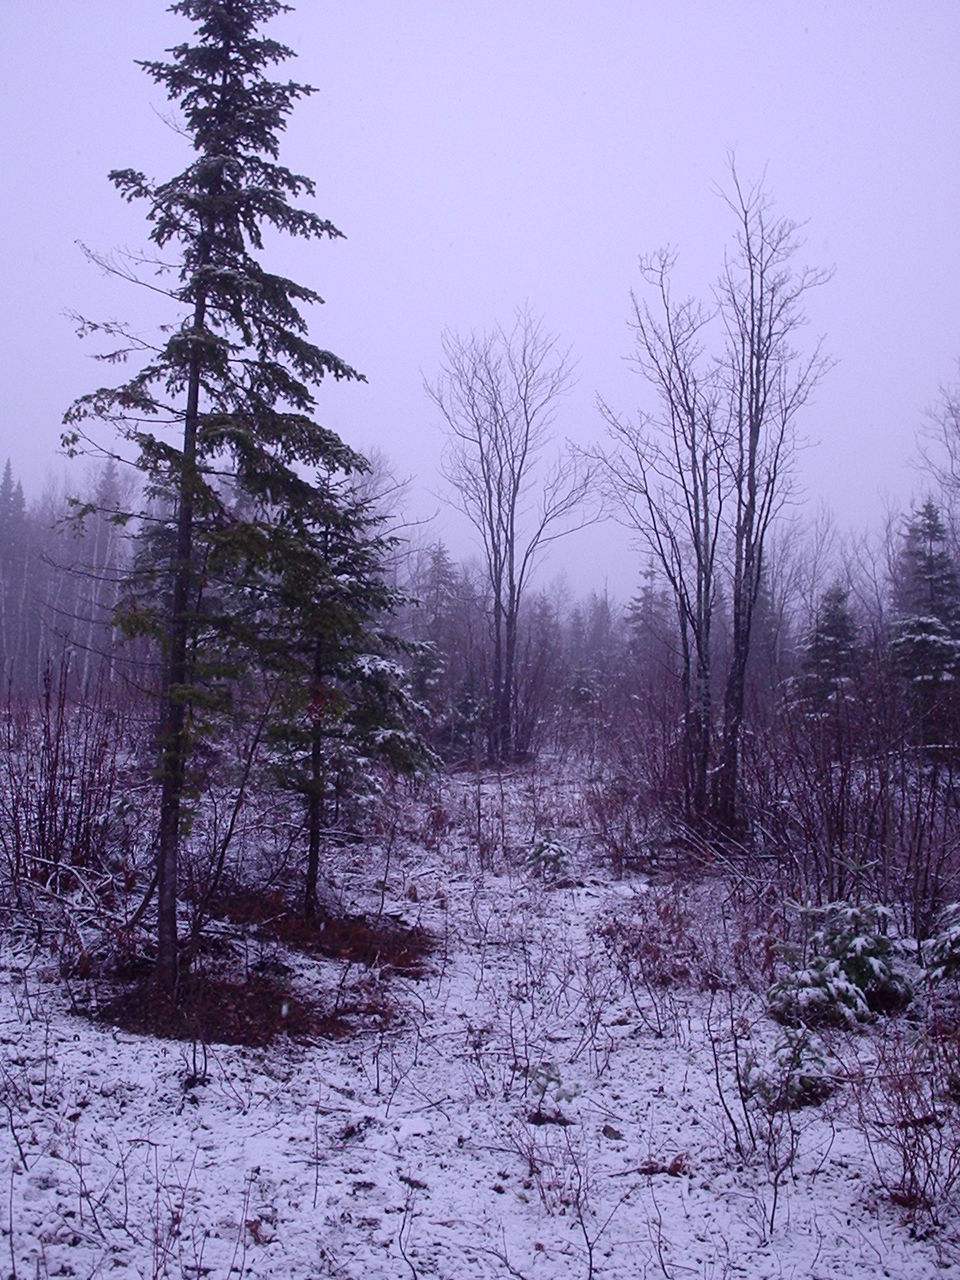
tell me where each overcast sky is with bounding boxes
[2,1,959,598]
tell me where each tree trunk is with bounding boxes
[491,589,505,764]
[155,292,205,997]
[500,605,518,762]
[304,640,325,918]
[716,658,746,832]
[692,646,712,824]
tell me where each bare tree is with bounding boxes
[919,370,960,532]
[596,254,725,822]
[714,172,832,828]
[427,309,591,763]
[597,168,831,830]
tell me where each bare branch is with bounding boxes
[426,306,592,760]
[594,166,832,826]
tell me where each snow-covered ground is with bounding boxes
[2,768,959,1279]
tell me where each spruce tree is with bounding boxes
[798,584,860,714]
[258,469,430,916]
[0,461,16,672]
[890,500,960,749]
[893,500,960,628]
[63,0,366,995]
[0,461,28,685]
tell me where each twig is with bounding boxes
[398,1191,418,1279]
[7,1162,17,1280]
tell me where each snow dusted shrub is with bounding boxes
[769,957,867,1028]
[744,1027,838,1113]
[527,1059,580,1122]
[524,832,571,883]
[0,665,140,894]
[926,903,960,984]
[599,884,701,986]
[600,881,759,994]
[705,993,832,1234]
[505,1119,580,1215]
[521,762,583,839]
[768,903,912,1029]
[417,792,455,853]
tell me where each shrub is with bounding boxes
[744,1027,838,1112]
[524,833,572,883]
[599,884,703,990]
[769,903,912,1028]
[852,1026,960,1225]
[927,903,960,983]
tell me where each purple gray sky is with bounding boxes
[2,2,960,597]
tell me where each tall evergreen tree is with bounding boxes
[405,541,458,713]
[402,544,489,760]
[893,499,960,627]
[0,461,28,685]
[63,0,367,995]
[890,500,960,749]
[0,460,16,674]
[798,583,860,714]
[627,564,676,692]
[259,469,430,916]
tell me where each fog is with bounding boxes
[3,1,959,596]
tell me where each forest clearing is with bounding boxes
[4,3,960,1276]
[4,760,960,1279]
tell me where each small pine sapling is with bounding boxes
[768,903,912,1028]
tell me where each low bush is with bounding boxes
[926,902,960,984]
[769,903,912,1028]
[524,833,572,883]
[744,1026,838,1113]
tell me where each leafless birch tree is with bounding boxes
[427,309,591,763]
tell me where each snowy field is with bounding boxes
[2,767,959,1279]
